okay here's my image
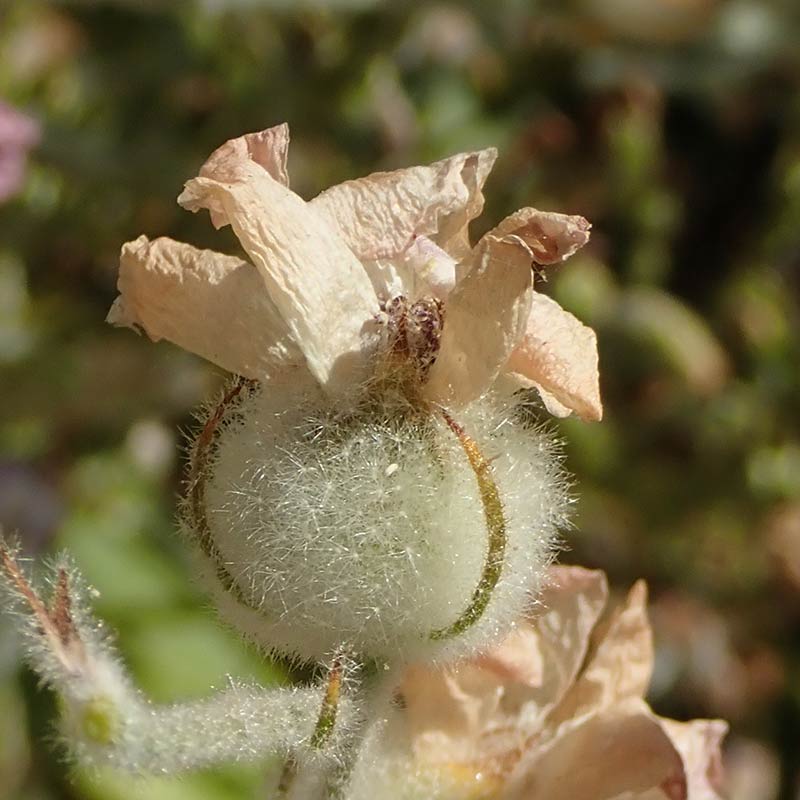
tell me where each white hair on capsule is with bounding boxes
[191,376,570,665]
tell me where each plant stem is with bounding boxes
[310,653,345,749]
[322,663,398,800]
[277,650,347,799]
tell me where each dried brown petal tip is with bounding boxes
[489,208,591,266]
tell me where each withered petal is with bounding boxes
[178,158,379,396]
[506,292,603,421]
[504,699,688,800]
[487,208,591,266]
[477,567,608,717]
[107,236,301,378]
[310,148,497,263]
[402,665,503,766]
[195,124,291,228]
[402,235,458,299]
[550,580,652,727]
[424,234,533,406]
[658,718,728,800]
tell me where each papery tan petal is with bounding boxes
[487,208,591,266]
[402,665,503,766]
[502,371,575,418]
[358,236,458,303]
[535,383,574,417]
[402,661,512,770]
[107,236,301,377]
[551,580,652,727]
[492,371,572,420]
[504,699,688,800]
[197,125,290,223]
[399,572,609,777]
[476,567,608,727]
[506,292,603,421]
[310,148,497,262]
[424,235,533,406]
[658,718,728,800]
[178,160,379,395]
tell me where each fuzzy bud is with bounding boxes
[186,376,569,665]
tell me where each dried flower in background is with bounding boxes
[348,566,727,800]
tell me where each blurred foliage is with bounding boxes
[0,0,799,798]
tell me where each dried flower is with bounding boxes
[348,566,728,800]
[107,123,601,420]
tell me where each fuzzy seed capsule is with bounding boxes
[187,372,569,665]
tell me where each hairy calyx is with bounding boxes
[187,372,567,666]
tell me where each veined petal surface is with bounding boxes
[425,234,533,406]
[487,208,591,266]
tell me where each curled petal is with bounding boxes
[310,148,497,262]
[359,236,458,304]
[487,208,591,266]
[505,700,688,800]
[198,125,291,228]
[551,580,652,726]
[476,568,608,711]
[425,235,533,406]
[506,292,603,421]
[535,384,574,418]
[178,159,379,395]
[402,666,500,766]
[399,566,611,768]
[201,125,290,184]
[107,236,301,378]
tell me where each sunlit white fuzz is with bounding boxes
[202,387,568,662]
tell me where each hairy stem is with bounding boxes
[310,653,345,748]
[429,409,508,640]
[278,650,346,799]
[323,662,400,800]
[0,544,334,774]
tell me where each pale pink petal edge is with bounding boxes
[506,292,603,421]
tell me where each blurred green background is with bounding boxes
[1,0,799,798]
